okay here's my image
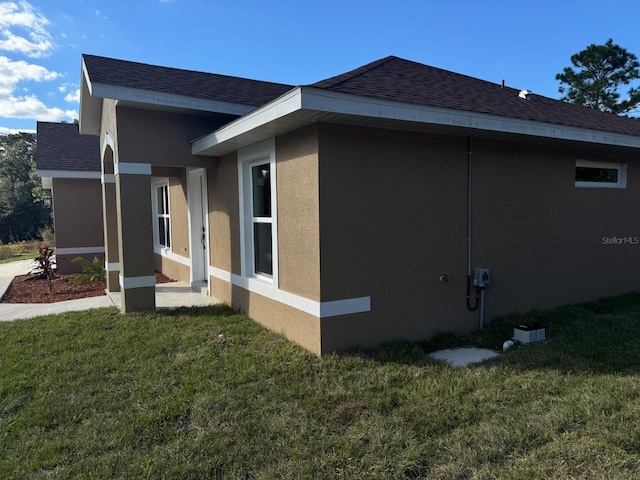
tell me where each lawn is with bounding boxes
[2,295,640,479]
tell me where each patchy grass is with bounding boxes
[2,295,640,479]
[0,240,42,263]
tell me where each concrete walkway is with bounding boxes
[0,259,219,322]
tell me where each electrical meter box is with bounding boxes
[473,267,490,288]
[513,322,546,344]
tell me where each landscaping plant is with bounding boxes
[30,244,55,292]
[70,256,106,285]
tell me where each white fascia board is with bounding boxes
[192,87,304,154]
[89,82,255,116]
[299,87,640,149]
[193,86,640,154]
[80,59,102,136]
[36,170,101,179]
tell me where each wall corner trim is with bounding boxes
[105,262,120,272]
[115,162,152,176]
[119,275,156,290]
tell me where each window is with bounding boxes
[239,139,277,282]
[251,163,273,276]
[575,160,627,189]
[154,182,171,248]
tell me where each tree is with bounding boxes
[556,39,640,115]
[0,133,51,243]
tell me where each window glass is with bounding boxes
[155,184,171,248]
[575,160,626,188]
[253,222,272,276]
[252,164,271,217]
[576,166,618,183]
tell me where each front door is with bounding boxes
[187,168,209,287]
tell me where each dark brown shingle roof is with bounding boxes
[83,54,293,108]
[311,56,640,137]
[36,122,100,172]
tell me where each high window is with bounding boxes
[154,182,171,249]
[575,160,627,189]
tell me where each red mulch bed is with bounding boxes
[2,271,175,304]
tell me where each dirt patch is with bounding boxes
[2,271,175,304]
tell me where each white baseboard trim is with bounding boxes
[209,266,370,318]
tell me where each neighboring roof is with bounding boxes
[310,56,640,137]
[80,54,294,136]
[82,54,293,108]
[193,55,640,156]
[36,121,100,174]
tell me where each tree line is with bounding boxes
[0,133,51,244]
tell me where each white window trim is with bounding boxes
[151,178,172,254]
[238,138,278,286]
[575,159,627,189]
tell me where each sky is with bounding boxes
[0,0,639,134]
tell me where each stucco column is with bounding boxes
[102,159,120,292]
[115,162,156,312]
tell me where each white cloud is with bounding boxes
[64,88,79,103]
[0,55,73,121]
[0,1,54,58]
[0,125,34,134]
[0,93,76,121]
[0,55,58,95]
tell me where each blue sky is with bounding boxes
[1,0,639,134]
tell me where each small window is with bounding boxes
[575,160,627,189]
[155,183,171,248]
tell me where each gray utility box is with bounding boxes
[513,322,546,344]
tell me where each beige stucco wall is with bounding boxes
[207,134,323,353]
[169,174,189,259]
[209,153,240,274]
[316,123,640,352]
[116,108,222,169]
[471,138,640,314]
[317,124,472,351]
[52,177,104,274]
[153,254,190,282]
[276,125,321,301]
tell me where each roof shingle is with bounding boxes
[36,122,100,172]
[83,54,293,108]
[311,56,640,137]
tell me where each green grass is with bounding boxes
[2,295,640,479]
[0,240,42,263]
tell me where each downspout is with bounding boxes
[466,136,480,312]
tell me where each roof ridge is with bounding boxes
[310,55,399,89]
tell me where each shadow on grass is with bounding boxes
[346,291,640,376]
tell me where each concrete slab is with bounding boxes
[429,347,499,368]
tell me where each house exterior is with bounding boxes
[36,121,103,274]
[79,54,640,354]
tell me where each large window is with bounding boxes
[239,139,277,282]
[575,160,627,189]
[154,182,171,248]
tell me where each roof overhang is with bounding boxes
[79,56,256,136]
[192,86,640,157]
